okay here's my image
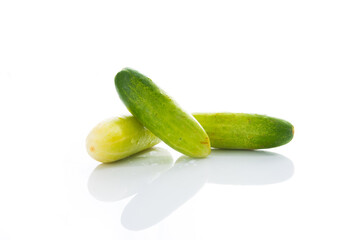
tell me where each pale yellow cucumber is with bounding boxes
[86,116,161,163]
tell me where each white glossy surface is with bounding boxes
[88,148,294,231]
[1,0,359,239]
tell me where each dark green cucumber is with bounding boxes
[193,113,294,149]
[115,68,211,157]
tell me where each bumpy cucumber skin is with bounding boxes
[193,113,294,149]
[86,116,161,163]
[115,68,211,158]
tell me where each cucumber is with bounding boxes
[115,68,211,158]
[193,113,294,149]
[86,113,293,161]
[86,116,161,163]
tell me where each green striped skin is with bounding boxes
[115,68,211,158]
[193,113,294,149]
[86,113,293,162]
[86,116,161,163]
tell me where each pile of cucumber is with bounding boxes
[86,68,294,163]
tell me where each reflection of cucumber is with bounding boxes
[88,148,173,201]
[205,150,294,185]
[193,113,294,149]
[121,156,208,230]
[86,116,160,163]
[115,68,210,158]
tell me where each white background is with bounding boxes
[1,0,359,239]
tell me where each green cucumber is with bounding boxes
[86,113,293,162]
[115,68,210,158]
[86,116,161,163]
[193,113,294,149]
